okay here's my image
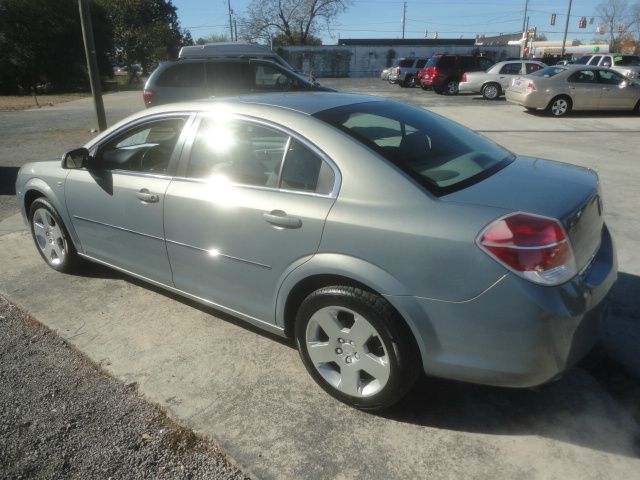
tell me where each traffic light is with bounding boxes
[550,14,556,26]
[578,17,587,28]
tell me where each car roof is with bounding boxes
[85,93,387,149]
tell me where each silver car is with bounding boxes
[459,60,546,99]
[506,65,640,116]
[16,93,616,410]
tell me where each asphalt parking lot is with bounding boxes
[1,79,639,479]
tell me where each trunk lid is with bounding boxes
[442,157,603,271]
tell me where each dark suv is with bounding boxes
[143,58,332,108]
[419,55,494,95]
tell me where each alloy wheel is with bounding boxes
[32,207,67,266]
[483,84,499,100]
[305,306,390,398]
[551,98,569,116]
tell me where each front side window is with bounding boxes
[206,62,253,92]
[613,55,640,66]
[500,63,522,75]
[253,64,300,91]
[574,55,591,65]
[598,69,626,85]
[314,101,512,195]
[478,58,494,70]
[568,70,596,83]
[588,56,601,66]
[98,118,186,173]
[399,59,414,68]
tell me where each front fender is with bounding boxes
[21,176,82,252]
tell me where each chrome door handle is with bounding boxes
[136,188,159,203]
[263,210,302,229]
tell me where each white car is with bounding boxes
[459,60,546,99]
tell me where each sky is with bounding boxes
[173,0,609,44]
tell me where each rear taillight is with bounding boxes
[461,73,467,82]
[396,67,401,75]
[478,212,577,286]
[526,81,537,92]
[143,89,155,105]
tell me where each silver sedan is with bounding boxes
[16,93,616,410]
[459,60,546,99]
[506,65,640,116]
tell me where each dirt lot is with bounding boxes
[0,94,89,112]
[0,296,249,480]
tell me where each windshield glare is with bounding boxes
[313,101,513,194]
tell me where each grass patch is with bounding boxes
[0,93,89,112]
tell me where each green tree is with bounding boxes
[195,33,231,45]
[241,0,351,45]
[0,0,112,94]
[96,0,189,73]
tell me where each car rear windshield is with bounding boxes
[399,59,415,68]
[313,101,513,195]
[529,66,565,77]
[613,55,640,66]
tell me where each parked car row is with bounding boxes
[380,53,640,116]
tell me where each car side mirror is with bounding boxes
[61,147,90,169]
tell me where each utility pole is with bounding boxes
[234,18,238,41]
[78,0,106,132]
[228,0,234,41]
[521,15,529,58]
[521,0,529,33]
[561,0,573,57]
[402,1,406,39]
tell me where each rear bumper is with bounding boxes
[389,224,617,388]
[505,89,550,109]
[458,81,481,94]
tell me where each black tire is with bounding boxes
[295,286,421,411]
[547,95,572,117]
[634,99,640,114]
[28,197,80,273]
[481,82,501,100]
[420,84,430,91]
[444,79,459,95]
[399,75,411,88]
[433,85,444,94]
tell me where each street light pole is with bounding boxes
[78,0,106,132]
[521,0,529,33]
[561,0,573,57]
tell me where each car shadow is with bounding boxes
[383,270,640,459]
[524,109,640,119]
[0,167,19,195]
[75,260,294,348]
[75,260,639,458]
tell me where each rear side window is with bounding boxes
[280,140,335,194]
[613,55,640,66]
[437,56,455,68]
[525,63,543,74]
[499,63,522,75]
[568,70,596,83]
[206,62,253,92]
[156,63,205,88]
[416,59,427,69]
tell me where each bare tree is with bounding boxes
[241,0,351,45]
[595,0,637,51]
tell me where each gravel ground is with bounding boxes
[0,94,90,112]
[0,296,250,480]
